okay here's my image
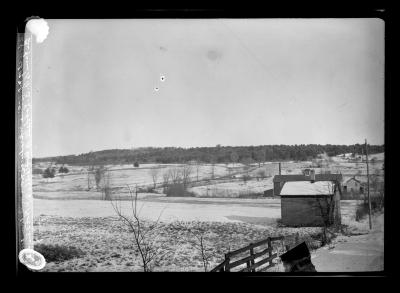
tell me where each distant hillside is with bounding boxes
[33,144,384,166]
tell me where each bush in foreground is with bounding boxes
[34,244,85,262]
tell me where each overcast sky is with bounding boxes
[31,18,384,158]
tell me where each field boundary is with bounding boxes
[211,236,284,272]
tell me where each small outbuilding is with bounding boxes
[279,180,342,227]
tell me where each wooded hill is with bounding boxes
[33,144,384,166]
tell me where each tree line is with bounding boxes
[33,144,384,166]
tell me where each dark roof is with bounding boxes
[273,174,342,183]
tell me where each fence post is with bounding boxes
[250,245,255,272]
[246,260,251,272]
[225,254,230,272]
[267,238,273,266]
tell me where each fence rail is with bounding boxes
[210,236,284,272]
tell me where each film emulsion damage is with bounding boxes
[16,18,50,271]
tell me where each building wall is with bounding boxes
[281,196,334,227]
[273,181,284,196]
[344,180,363,194]
[345,180,360,191]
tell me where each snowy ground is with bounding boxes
[33,158,383,200]
[32,156,384,272]
[34,197,359,225]
[188,177,274,197]
[311,212,384,272]
[33,197,382,272]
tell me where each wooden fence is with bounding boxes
[210,236,285,272]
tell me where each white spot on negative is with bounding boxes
[26,18,49,43]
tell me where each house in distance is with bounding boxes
[343,177,364,195]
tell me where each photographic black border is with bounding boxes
[6,3,394,288]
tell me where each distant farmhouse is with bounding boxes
[273,170,342,227]
[343,177,364,195]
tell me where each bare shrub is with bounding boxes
[102,170,112,200]
[172,221,217,271]
[242,174,251,183]
[356,195,384,222]
[195,161,201,182]
[162,171,170,193]
[94,166,105,191]
[35,244,85,262]
[110,185,167,272]
[315,182,341,245]
[230,151,239,168]
[165,166,193,197]
[42,167,56,178]
[181,164,193,189]
[168,168,182,184]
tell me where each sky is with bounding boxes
[31,18,384,158]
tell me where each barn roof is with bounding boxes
[345,177,361,184]
[273,174,342,183]
[280,181,335,196]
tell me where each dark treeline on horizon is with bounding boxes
[32,144,385,166]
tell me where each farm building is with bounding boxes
[343,177,364,194]
[279,180,342,227]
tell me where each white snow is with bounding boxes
[280,181,334,196]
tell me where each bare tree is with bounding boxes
[87,169,91,191]
[210,163,215,180]
[315,181,341,245]
[101,169,112,200]
[195,161,201,182]
[110,185,167,271]
[230,151,239,168]
[168,167,182,184]
[181,164,193,189]
[370,169,384,210]
[255,149,266,168]
[162,171,170,189]
[149,168,160,189]
[94,166,105,191]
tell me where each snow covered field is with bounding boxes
[32,155,384,272]
[33,197,382,272]
[34,197,359,225]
